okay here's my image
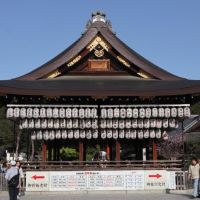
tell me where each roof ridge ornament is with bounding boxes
[86,11,112,31]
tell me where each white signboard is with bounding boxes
[26,170,176,191]
[26,171,49,191]
[166,171,176,189]
[144,170,167,190]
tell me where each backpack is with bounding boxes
[8,170,19,187]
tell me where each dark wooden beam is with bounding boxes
[79,140,85,161]
[116,140,121,162]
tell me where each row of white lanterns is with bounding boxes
[100,118,178,129]
[31,129,166,140]
[7,107,98,119]
[19,118,178,130]
[19,119,98,129]
[7,106,190,119]
[100,107,190,118]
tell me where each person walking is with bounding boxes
[188,157,200,199]
[5,160,19,200]
[16,161,25,197]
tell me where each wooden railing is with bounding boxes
[21,160,183,171]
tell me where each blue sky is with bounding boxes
[0,0,200,80]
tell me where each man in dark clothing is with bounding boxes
[5,160,19,200]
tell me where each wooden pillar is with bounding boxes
[106,144,110,160]
[79,140,84,161]
[48,142,52,161]
[42,143,47,162]
[153,140,157,161]
[116,140,120,162]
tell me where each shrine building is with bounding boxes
[1,12,200,163]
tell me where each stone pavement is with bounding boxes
[0,190,193,200]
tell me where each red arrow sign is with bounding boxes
[31,175,45,180]
[148,174,162,179]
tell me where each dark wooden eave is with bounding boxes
[1,76,200,97]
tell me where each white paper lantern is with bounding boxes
[107,108,114,119]
[91,119,98,129]
[61,130,68,139]
[125,129,131,139]
[86,130,92,139]
[91,108,97,118]
[66,108,72,118]
[31,131,36,140]
[59,108,65,118]
[113,129,118,139]
[36,130,43,140]
[74,129,79,139]
[144,129,149,139]
[53,108,59,118]
[163,119,169,128]
[112,119,118,129]
[54,119,60,129]
[125,119,132,129]
[145,108,151,118]
[93,129,98,139]
[21,119,28,129]
[162,131,169,140]
[150,119,156,128]
[35,119,41,129]
[119,119,125,129]
[73,119,79,128]
[27,108,33,118]
[60,119,66,128]
[79,119,86,129]
[80,130,86,139]
[156,119,162,128]
[79,108,85,118]
[107,129,112,139]
[120,108,126,118]
[47,119,54,128]
[119,129,125,139]
[169,118,176,128]
[85,119,91,128]
[150,129,156,138]
[138,119,144,128]
[40,108,46,118]
[13,107,20,118]
[41,119,47,129]
[67,119,72,129]
[171,107,177,117]
[139,108,145,118]
[106,119,112,129]
[43,130,49,140]
[132,108,139,118]
[6,108,13,118]
[126,108,133,118]
[28,119,34,129]
[132,119,138,128]
[33,108,39,118]
[101,108,107,118]
[85,108,91,118]
[46,108,53,118]
[178,107,184,117]
[72,108,78,118]
[100,119,107,128]
[130,129,137,139]
[184,107,191,117]
[175,121,179,128]
[152,108,158,118]
[68,130,73,139]
[144,119,150,128]
[137,130,143,139]
[20,108,26,118]
[49,130,55,140]
[113,108,120,118]
[101,129,106,139]
[165,108,171,118]
[155,129,162,139]
[158,107,165,118]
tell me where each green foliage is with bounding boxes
[60,147,79,161]
[191,101,200,115]
[86,145,100,161]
